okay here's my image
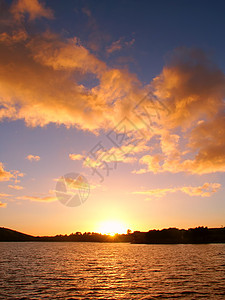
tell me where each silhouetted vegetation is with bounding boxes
[132,227,225,244]
[1,226,225,243]
[35,232,131,243]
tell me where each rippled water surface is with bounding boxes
[0,242,225,299]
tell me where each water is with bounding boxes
[0,242,225,299]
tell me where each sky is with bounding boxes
[0,0,225,236]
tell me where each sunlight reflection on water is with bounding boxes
[0,242,225,299]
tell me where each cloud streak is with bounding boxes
[0,193,11,197]
[17,195,57,203]
[133,183,221,200]
[107,38,135,54]
[8,184,24,190]
[69,154,84,161]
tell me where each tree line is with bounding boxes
[0,226,225,243]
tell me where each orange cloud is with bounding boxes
[0,162,13,181]
[134,49,225,175]
[13,170,25,184]
[26,155,40,162]
[8,184,24,190]
[107,38,135,54]
[0,1,225,177]
[135,113,225,175]
[153,48,225,129]
[83,139,149,171]
[0,201,7,208]
[69,154,84,161]
[0,1,154,132]
[17,195,57,203]
[182,114,225,174]
[0,193,11,197]
[0,29,145,131]
[10,0,54,21]
[133,183,221,200]
[0,193,10,208]
[180,183,221,197]
[134,154,163,174]
[107,39,123,53]
[134,188,174,198]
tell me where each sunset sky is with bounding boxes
[0,0,225,236]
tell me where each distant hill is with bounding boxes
[0,227,35,242]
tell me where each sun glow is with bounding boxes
[97,220,127,236]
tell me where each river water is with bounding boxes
[0,242,225,299]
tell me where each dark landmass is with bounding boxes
[0,227,35,242]
[0,226,225,244]
[132,227,225,244]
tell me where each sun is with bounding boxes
[97,220,127,236]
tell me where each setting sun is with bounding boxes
[97,220,127,236]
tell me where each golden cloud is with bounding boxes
[0,1,225,176]
[17,195,57,203]
[26,155,40,162]
[182,114,225,174]
[134,154,162,174]
[0,162,13,181]
[152,48,225,129]
[8,184,24,190]
[0,193,11,197]
[132,49,225,175]
[0,30,144,131]
[133,182,221,200]
[107,38,135,54]
[10,0,54,21]
[107,39,123,53]
[0,0,153,132]
[180,183,221,197]
[0,193,10,208]
[0,201,7,208]
[82,139,149,171]
[135,115,225,175]
[135,57,225,175]
[69,154,84,161]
